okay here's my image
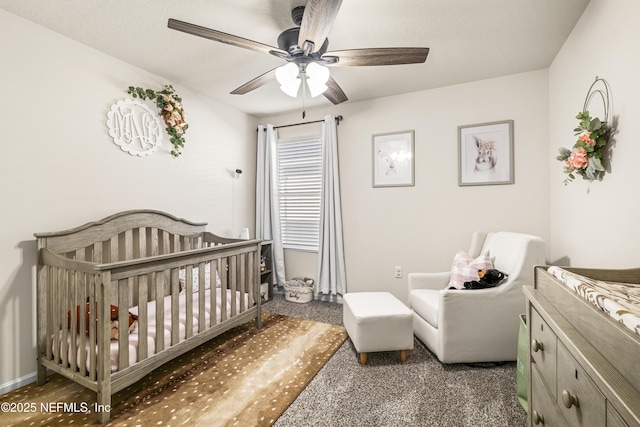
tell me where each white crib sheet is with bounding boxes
[60,288,250,372]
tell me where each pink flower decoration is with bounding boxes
[578,131,595,146]
[567,148,589,170]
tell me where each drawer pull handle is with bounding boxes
[532,410,545,425]
[562,390,579,408]
[531,339,544,352]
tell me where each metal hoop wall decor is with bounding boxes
[583,76,611,123]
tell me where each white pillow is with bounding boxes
[179,262,222,293]
[448,250,494,290]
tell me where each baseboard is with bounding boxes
[0,371,37,395]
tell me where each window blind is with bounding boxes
[276,137,322,251]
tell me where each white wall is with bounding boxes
[0,10,257,390]
[264,69,551,304]
[549,0,640,267]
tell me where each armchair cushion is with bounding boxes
[448,250,494,289]
[409,289,440,328]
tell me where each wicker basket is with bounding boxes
[283,277,314,303]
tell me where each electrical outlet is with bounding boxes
[394,266,403,278]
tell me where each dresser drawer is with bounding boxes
[557,342,605,427]
[607,402,629,427]
[530,307,557,398]
[530,365,564,426]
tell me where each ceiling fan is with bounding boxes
[167,0,429,105]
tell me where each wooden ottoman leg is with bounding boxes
[360,352,367,365]
[400,350,407,363]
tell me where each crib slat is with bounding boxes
[110,236,118,262]
[161,229,170,254]
[88,278,97,381]
[45,266,53,361]
[155,271,164,353]
[60,269,69,369]
[148,228,159,302]
[219,258,227,322]
[97,274,112,422]
[238,254,246,312]
[229,256,237,317]
[78,273,87,375]
[124,229,133,260]
[198,262,206,331]
[185,265,193,339]
[137,274,148,361]
[118,278,130,371]
[171,268,180,345]
[116,278,133,370]
[211,261,219,326]
[170,234,179,254]
[51,267,60,364]
[247,251,255,307]
[69,270,78,373]
[162,232,171,297]
[149,228,159,257]
[93,242,102,263]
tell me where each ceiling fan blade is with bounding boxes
[298,0,343,53]
[323,47,429,66]
[323,76,348,105]
[230,68,278,95]
[168,18,288,57]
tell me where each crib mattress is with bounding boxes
[60,288,250,372]
[547,266,640,336]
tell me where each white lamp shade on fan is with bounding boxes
[276,63,301,97]
[306,62,330,97]
[275,62,330,98]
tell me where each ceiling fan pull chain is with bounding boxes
[302,72,307,118]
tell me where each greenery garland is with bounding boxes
[556,110,609,185]
[127,85,188,157]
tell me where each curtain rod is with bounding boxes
[258,115,343,131]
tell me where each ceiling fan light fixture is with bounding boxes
[307,80,328,97]
[306,62,330,85]
[276,62,299,85]
[305,62,330,97]
[280,79,301,97]
[276,62,301,97]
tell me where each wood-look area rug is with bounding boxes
[1,312,347,427]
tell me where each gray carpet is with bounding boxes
[264,292,527,427]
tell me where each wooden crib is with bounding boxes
[34,210,262,423]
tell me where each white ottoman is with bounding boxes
[343,292,414,365]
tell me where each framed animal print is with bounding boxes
[372,130,415,187]
[458,120,514,186]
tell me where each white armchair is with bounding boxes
[408,231,545,363]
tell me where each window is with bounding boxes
[276,136,322,251]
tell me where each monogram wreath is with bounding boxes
[127,85,188,157]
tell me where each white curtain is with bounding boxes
[316,114,347,297]
[256,124,286,286]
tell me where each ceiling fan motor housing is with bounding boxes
[278,27,329,56]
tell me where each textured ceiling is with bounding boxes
[0,0,589,117]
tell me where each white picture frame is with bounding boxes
[372,130,415,187]
[458,120,514,186]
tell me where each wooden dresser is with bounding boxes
[524,266,640,427]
